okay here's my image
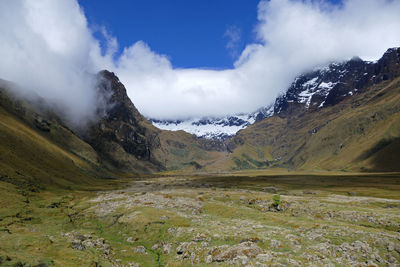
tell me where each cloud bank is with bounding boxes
[0,0,400,122]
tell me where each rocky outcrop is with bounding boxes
[82,70,164,172]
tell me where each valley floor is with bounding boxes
[1,173,400,266]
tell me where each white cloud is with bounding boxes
[224,25,242,58]
[0,0,112,126]
[0,0,400,122]
[113,0,400,119]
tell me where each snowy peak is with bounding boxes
[274,48,400,115]
[151,48,400,140]
[150,106,274,140]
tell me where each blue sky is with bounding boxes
[79,0,260,68]
[79,0,341,69]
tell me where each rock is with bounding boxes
[163,243,172,254]
[395,244,400,254]
[234,255,249,265]
[388,254,397,264]
[271,240,281,250]
[387,242,394,252]
[82,240,95,248]
[365,260,377,267]
[256,253,273,262]
[210,241,263,262]
[151,242,171,254]
[352,240,371,253]
[193,233,208,242]
[48,236,55,243]
[241,237,262,243]
[94,238,105,246]
[151,243,160,250]
[239,196,247,202]
[276,202,290,212]
[176,242,196,255]
[373,253,383,263]
[134,246,147,254]
[248,199,257,205]
[205,255,212,263]
[71,241,85,251]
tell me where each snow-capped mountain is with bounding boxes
[150,106,273,140]
[150,48,400,139]
[273,55,386,115]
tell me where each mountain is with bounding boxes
[0,71,227,188]
[150,49,400,140]
[1,47,400,181]
[150,105,273,140]
[226,47,400,172]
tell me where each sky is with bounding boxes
[79,0,261,69]
[0,0,400,124]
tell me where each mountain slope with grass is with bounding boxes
[227,48,400,172]
[0,71,227,188]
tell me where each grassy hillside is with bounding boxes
[228,78,400,172]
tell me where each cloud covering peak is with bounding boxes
[0,0,400,121]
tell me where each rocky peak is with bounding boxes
[273,47,400,117]
[83,70,163,172]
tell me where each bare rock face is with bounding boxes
[83,70,164,172]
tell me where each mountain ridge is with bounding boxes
[0,47,399,182]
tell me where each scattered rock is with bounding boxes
[395,244,400,254]
[256,253,273,262]
[271,240,281,250]
[387,242,394,252]
[210,241,263,262]
[134,246,147,254]
[205,255,212,263]
[241,237,262,243]
[388,254,397,264]
[163,243,172,254]
[71,241,85,251]
[176,242,196,255]
[352,240,371,253]
[48,236,55,243]
[193,233,208,242]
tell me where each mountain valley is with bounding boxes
[1,48,400,266]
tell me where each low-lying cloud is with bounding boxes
[1,0,400,122]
